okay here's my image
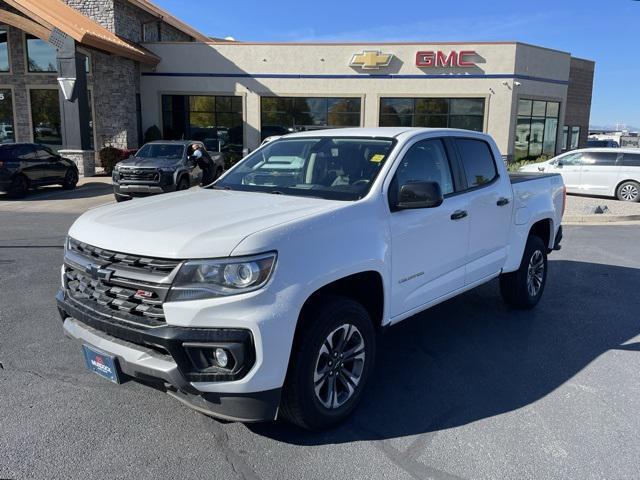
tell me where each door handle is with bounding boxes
[450,210,468,220]
[497,197,510,206]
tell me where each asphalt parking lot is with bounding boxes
[1,184,639,480]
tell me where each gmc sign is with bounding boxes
[416,50,477,68]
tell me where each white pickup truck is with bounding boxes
[57,128,565,430]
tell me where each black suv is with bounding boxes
[0,143,79,198]
[112,140,224,202]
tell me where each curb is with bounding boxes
[563,214,640,224]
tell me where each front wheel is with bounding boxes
[500,235,548,309]
[280,296,376,430]
[616,180,640,202]
[177,176,190,191]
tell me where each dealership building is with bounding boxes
[0,0,594,175]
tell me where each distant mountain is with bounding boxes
[590,124,640,132]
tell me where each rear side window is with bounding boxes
[455,138,498,188]
[585,152,618,166]
[14,145,37,160]
[620,153,640,167]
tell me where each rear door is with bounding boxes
[452,137,513,285]
[580,151,621,195]
[389,137,470,318]
[35,145,66,182]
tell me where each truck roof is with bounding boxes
[285,127,488,139]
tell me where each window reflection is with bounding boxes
[514,99,560,161]
[162,94,243,153]
[379,98,484,132]
[0,28,9,72]
[30,89,62,150]
[0,89,14,143]
[260,97,361,140]
[26,34,57,72]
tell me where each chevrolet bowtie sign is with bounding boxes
[350,50,393,70]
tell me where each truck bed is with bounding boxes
[509,172,560,184]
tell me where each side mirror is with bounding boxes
[396,181,443,210]
[556,161,563,168]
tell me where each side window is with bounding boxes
[586,152,618,166]
[14,145,37,160]
[620,154,640,167]
[393,139,454,195]
[35,147,53,159]
[559,152,584,166]
[455,138,498,188]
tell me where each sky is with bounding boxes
[155,0,640,128]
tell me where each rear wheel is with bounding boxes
[7,174,28,198]
[61,168,78,190]
[616,180,640,202]
[500,235,548,309]
[280,296,376,430]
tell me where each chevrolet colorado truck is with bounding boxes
[57,128,565,430]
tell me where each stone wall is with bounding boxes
[62,0,115,31]
[565,57,595,148]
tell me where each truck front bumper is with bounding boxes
[56,289,281,422]
[113,183,177,197]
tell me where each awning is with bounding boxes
[2,0,161,64]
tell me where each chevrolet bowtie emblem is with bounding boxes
[350,50,393,70]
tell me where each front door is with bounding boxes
[550,151,585,193]
[35,146,65,182]
[390,138,470,319]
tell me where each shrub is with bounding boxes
[506,155,551,172]
[99,146,122,174]
[144,125,162,143]
[224,152,243,170]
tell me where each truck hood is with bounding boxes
[117,157,182,169]
[68,189,343,258]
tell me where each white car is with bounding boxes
[520,148,640,202]
[57,128,565,430]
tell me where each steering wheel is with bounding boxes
[352,179,370,186]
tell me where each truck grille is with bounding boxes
[68,238,179,273]
[64,266,168,327]
[64,238,183,328]
[119,168,160,182]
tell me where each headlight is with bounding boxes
[167,252,277,302]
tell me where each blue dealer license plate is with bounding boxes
[82,344,120,384]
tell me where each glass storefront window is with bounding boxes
[162,94,243,153]
[570,126,580,149]
[30,89,62,150]
[0,28,9,72]
[514,98,561,161]
[26,34,57,72]
[0,89,14,143]
[260,96,361,140]
[379,97,485,132]
[562,125,569,151]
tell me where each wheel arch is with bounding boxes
[614,178,640,197]
[529,218,553,249]
[295,271,385,338]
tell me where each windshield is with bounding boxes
[213,136,396,201]
[135,144,184,160]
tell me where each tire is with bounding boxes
[280,295,376,430]
[61,168,78,190]
[616,180,640,202]
[500,235,548,309]
[7,174,28,198]
[177,176,190,191]
[114,194,130,203]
